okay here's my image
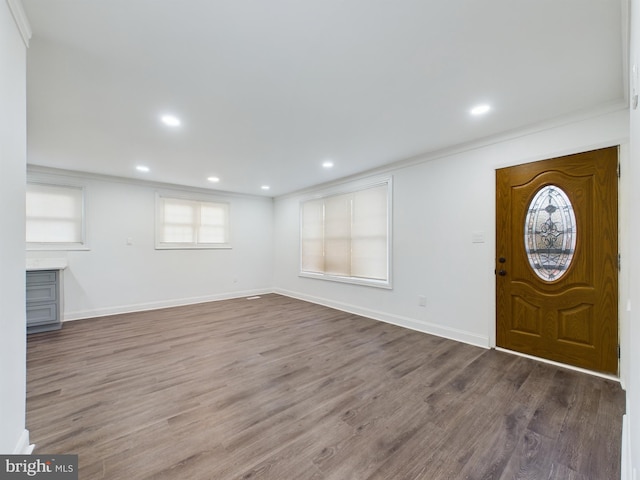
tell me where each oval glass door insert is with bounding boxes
[524,185,577,281]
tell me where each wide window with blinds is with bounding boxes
[156,195,231,249]
[26,183,86,249]
[300,178,392,288]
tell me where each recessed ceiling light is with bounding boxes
[470,104,491,116]
[136,165,150,172]
[261,185,270,191]
[160,114,181,127]
[207,176,220,183]
[322,161,334,168]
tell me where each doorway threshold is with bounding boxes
[494,347,620,383]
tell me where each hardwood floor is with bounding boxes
[26,294,625,479]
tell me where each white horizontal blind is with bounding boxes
[26,183,84,245]
[157,196,230,248]
[301,199,324,273]
[351,184,388,280]
[300,180,390,285]
[324,194,352,276]
[199,202,228,243]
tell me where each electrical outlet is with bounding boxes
[418,295,426,307]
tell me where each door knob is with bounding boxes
[499,257,506,263]
[498,270,507,276]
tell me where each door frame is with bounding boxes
[491,144,626,380]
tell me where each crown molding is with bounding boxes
[26,165,273,202]
[276,100,629,200]
[6,0,32,47]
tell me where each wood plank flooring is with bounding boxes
[26,294,625,479]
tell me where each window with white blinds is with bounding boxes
[26,183,86,249]
[300,178,391,288]
[156,195,230,249]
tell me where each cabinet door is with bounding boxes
[26,271,57,285]
[26,284,57,303]
[26,270,60,331]
[27,304,58,326]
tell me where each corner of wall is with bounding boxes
[12,430,33,454]
[274,288,490,349]
[6,0,31,47]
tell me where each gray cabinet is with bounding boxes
[26,270,62,333]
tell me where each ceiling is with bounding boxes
[22,0,626,197]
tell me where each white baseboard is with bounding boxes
[13,430,34,454]
[621,413,636,480]
[63,288,273,321]
[274,288,489,348]
[64,287,489,348]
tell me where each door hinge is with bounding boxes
[618,345,621,359]
[619,253,622,271]
[617,163,621,178]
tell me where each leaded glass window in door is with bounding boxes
[524,185,576,281]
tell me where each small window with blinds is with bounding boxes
[26,183,86,249]
[300,178,392,288]
[156,194,231,249]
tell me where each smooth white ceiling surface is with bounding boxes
[22,0,625,196]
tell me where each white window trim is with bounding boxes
[154,192,232,250]
[26,181,89,251]
[299,176,393,289]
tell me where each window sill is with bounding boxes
[155,244,232,250]
[27,244,90,252]
[299,271,392,289]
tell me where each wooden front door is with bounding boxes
[496,147,618,374]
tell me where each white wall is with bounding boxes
[626,1,640,477]
[274,109,629,351]
[26,169,275,320]
[0,0,29,454]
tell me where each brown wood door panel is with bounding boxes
[496,147,618,374]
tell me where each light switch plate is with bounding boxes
[471,231,485,243]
